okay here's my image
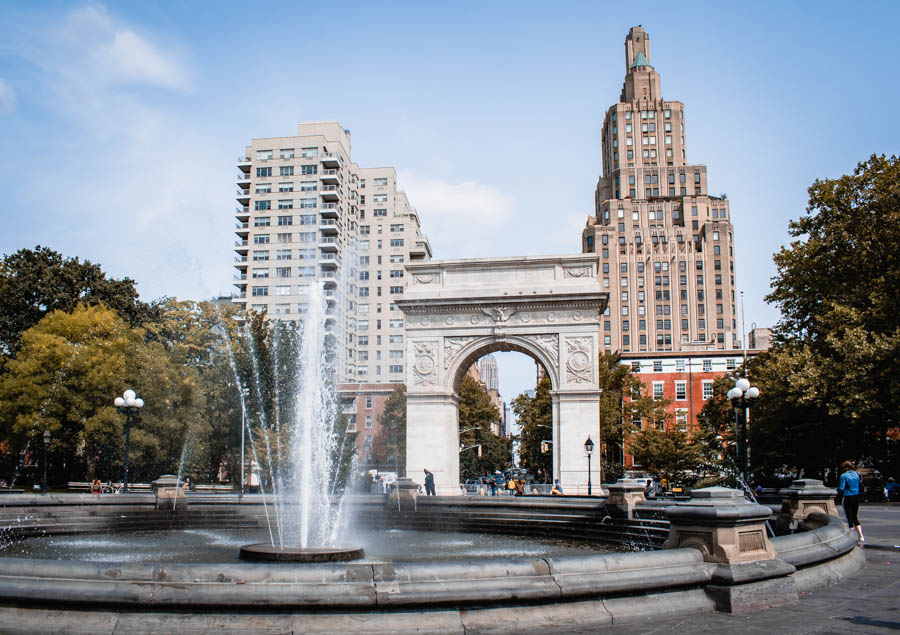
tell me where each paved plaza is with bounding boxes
[587,504,899,634]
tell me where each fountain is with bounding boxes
[237,281,363,562]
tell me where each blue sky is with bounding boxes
[1,1,899,404]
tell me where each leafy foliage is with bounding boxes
[511,375,552,480]
[627,426,709,487]
[755,155,900,479]
[458,375,511,479]
[0,246,153,357]
[371,385,407,474]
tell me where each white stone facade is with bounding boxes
[397,255,608,495]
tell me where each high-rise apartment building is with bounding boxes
[234,122,432,460]
[582,26,739,354]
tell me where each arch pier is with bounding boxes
[397,255,608,495]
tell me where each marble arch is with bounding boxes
[396,255,608,496]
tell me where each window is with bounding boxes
[299,199,317,209]
[390,254,404,263]
[275,267,290,277]
[390,239,404,247]
[389,286,403,294]
[702,359,712,372]
[277,200,293,209]
[275,303,290,315]
[604,335,611,346]
[251,286,268,297]
[365,415,373,429]
[389,319,403,328]
[374,178,388,186]
[298,231,315,243]
[389,334,403,343]
[299,181,316,192]
[277,232,291,243]
[653,360,663,372]
[631,361,641,372]
[359,287,370,297]
[300,147,318,158]
[255,183,271,194]
[252,268,269,278]
[675,381,686,401]
[257,150,273,161]
[275,285,290,296]
[373,194,388,202]
[301,165,317,175]
[702,380,714,400]
[280,148,294,159]
[675,410,688,432]
[390,224,404,232]
[653,382,664,399]
[254,217,270,227]
[390,269,404,278]
[373,209,387,217]
[298,266,315,278]
[279,166,294,177]
[389,365,403,373]
[253,234,270,244]
[276,249,291,260]
[255,200,271,211]
[675,359,685,371]
[726,358,736,370]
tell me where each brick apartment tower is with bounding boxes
[582,26,739,354]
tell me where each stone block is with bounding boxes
[705,575,799,614]
[605,478,646,519]
[777,478,838,532]
[664,487,777,564]
[151,474,188,511]
[387,477,419,513]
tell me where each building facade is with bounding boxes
[583,26,739,355]
[234,121,432,460]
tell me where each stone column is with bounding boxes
[605,478,646,518]
[664,487,797,613]
[151,474,188,511]
[405,392,460,496]
[777,479,839,532]
[555,390,601,495]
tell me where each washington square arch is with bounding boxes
[396,254,608,496]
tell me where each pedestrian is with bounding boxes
[551,479,563,495]
[837,460,864,542]
[424,469,436,496]
[506,476,517,496]
[514,479,525,496]
[489,478,497,497]
[885,477,896,502]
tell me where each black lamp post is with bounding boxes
[114,390,144,493]
[584,436,595,496]
[42,429,50,493]
[727,378,760,484]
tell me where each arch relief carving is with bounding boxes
[412,341,438,386]
[522,334,559,364]
[565,336,593,384]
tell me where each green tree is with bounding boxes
[759,154,900,478]
[458,375,511,480]
[597,353,671,481]
[628,426,708,488]
[511,376,552,480]
[695,374,744,477]
[0,246,153,357]
[371,385,407,474]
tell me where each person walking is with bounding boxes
[424,469,436,496]
[837,460,864,542]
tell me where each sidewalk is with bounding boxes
[585,504,900,634]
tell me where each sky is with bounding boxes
[1,1,899,407]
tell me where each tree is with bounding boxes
[597,353,671,481]
[0,246,153,357]
[696,374,744,476]
[628,426,708,488]
[458,375,511,480]
[511,375,552,480]
[759,155,900,478]
[371,385,407,474]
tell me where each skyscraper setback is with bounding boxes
[582,26,739,353]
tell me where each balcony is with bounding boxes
[235,222,249,237]
[235,205,250,218]
[320,219,339,235]
[236,188,250,203]
[233,273,247,281]
[237,156,251,172]
[233,239,249,253]
[320,185,340,201]
[320,169,342,185]
[319,237,339,251]
[321,152,342,168]
[234,255,248,263]
[320,203,340,218]
[236,173,250,186]
[409,237,432,259]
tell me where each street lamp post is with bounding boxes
[114,389,144,493]
[584,436,594,496]
[727,378,760,484]
[239,385,249,498]
[42,429,50,493]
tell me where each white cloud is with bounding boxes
[0,78,14,114]
[398,171,515,256]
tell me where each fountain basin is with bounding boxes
[240,543,364,562]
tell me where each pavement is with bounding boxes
[586,504,900,634]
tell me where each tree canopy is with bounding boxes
[0,246,153,357]
[458,374,511,480]
[752,155,900,480]
[511,375,552,479]
[371,384,407,474]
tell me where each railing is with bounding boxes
[235,206,249,214]
[236,188,250,196]
[319,237,337,244]
[237,156,250,162]
[234,240,248,247]
[320,219,338,226]
[235,222,248,230]
[322,203,338,209]
[321,185,338,192]
[234,256,247,263]
[233,274,247,281]
[236,173,250,181]
[322,169,340,177]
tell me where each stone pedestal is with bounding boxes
[664,487,797,614]
[387,477,419,513]
[777,479,838,532]
[151,475,188,511]
[605,478,646,519]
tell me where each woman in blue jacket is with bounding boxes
[837,460,864,542]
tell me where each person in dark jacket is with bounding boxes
[424,469,436,496]
[837,460,864,542]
